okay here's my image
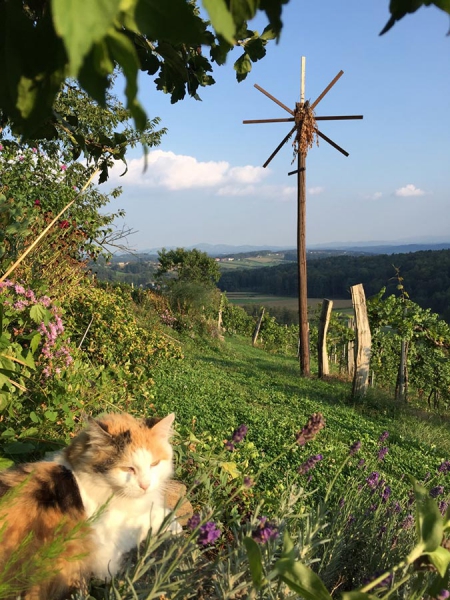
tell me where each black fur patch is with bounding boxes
[144,417,161,429]
[93,456,117,474]
[33,465,84,513]
[112,429,131,451]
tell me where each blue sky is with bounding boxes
[105,0,449,251]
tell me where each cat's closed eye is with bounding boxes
[151,460,160,467]
[120,466,136,474]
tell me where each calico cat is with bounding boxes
[0,412,176,600]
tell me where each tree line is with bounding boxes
[218,249,450,323]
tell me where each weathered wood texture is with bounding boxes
[347,317,355,378]
[351,284,372,397]
[252,307,265,346]
[318,299,333,377]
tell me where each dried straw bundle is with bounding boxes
[292,101,319,161]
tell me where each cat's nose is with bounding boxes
[139,481,150,491]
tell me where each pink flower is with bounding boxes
[32,148,37,153]
[61,164,67,171]
[0,144,3,151]
[59,220,70,229]
[14,284,26,295]
[19,156,24,162]
[34,199,41,206]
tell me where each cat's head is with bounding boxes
[65,412,175,498]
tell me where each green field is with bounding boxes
[226,292,353,314]
[218,255,288,270]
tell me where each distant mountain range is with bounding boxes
[135,241,450,258]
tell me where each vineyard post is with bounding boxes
[318,298,333,377]
[351,284,372,397]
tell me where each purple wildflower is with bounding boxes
[14,284,26,295]
[295,413,326,446]
[378,447,389,461]
[430,485,445,499]
[232,424,248,444]
[358,459,366,469]
[401,514,414,530]
[349,440,361,456]
[243,476,254,488]
[437,590,450,600]
[252,516,278,544]
[224,440,235,451]
[298,454,323,475]
[187,514,201,530]
[378,431,389,444]
[13,300,28,311]
[198,521,221,546]
[439,501,449,516]
[392,501,401,513]
[366,471,380,489]
[438,461,450,473]
[381,486,391,503]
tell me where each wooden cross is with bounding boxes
[243,57,363,376]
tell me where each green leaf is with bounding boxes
[29,411,40,424]
[202,0,236,44]
[51,0,122,76]
[245,37,266,62]
[234,52,252,82]
[410,477,443,552]
[136,0,205,45]
[275,557,332,600]
[243,537,264,589]
[30,334,41,354]
[44,410,58,422]
[425,545,450,578]
[220,461,240,479]
[29,304,51,325]
[106,29,147,130]
[3,441,35,454]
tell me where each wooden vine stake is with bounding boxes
[243,57,363,376]
[317,298,333,378]
[350,284,372,397]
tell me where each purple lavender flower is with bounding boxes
[187,514,201,530]
[439,500,449,516]
[224,424,248,451]
[252,516,279,544]
[378,431,389,444]
[198,521,221,546]
[401,514,414,530]
[430,485,445,499]
[349,440,361,456]
[366,471,380,489]
[377,447,389,461]
[298,454,323,475]
[381,486,391,503]
[438,461,450,473]
[295,413,326,446]
[232,424,248,444]
[392,501,401,513]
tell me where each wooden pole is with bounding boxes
[351,284,372,397]
[318,299,333,377]
[252,307,265,346]
[297,146,310,376]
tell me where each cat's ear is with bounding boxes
[149,413,175,439]
[88,417,113,445]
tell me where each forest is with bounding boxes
[218,249,450,322]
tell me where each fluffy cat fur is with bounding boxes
[0,412,176,600]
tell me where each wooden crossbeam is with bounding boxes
[263,125,297,168]
[254,84,294,116]
[243,118,295,124]
[310,70,344,110]
[315,129,349,157]
[315,115,363,121]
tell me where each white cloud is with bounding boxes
[394,184,426,197]
[112,150,268,192]
[365,191,383,200]
[308,186,325,195]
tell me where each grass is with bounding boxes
[151,334,450,507]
